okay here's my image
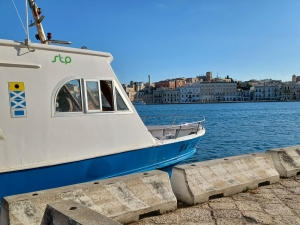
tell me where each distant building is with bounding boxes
[185,77,198,84]
[281,82,300,100]
[196,72,213,82]
[152,88,165,103]
[122,84,136,101]
[162,89,180,103]
[174,78,186,88]
[154,80,176,89]
[179,83,200,102]
[206,72,212,81]
[199,82,237,102]
[251,84,279,100]
[292,74,300,83]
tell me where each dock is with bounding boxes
[129,175,300,225]
[2,146,300,225]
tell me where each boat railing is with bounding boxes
[141,114,205,125]
[140,114,205,140]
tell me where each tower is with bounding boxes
[206,72,212,81]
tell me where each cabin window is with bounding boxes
[100,80,114,111]
[85,81,101,111]
[116,88,129,110]
[55,79,130,115]
[56,79,82,112]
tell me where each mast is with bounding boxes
[27,0,47,44]
[26,0,71,45]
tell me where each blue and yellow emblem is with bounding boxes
[9,82,27,118]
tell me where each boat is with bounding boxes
[0,0,205,201]
[132,99,146,105]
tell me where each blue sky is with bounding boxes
[1,0,300,84]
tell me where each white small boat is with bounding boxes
[0,0,205,201]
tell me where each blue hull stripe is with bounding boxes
[0,137,201,200]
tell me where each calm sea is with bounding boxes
[135,102,300,164]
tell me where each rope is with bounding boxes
[11,0,27,35]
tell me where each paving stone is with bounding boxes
[286,202,300,210]
[179,223,215,225]
[261,203,294,216]
[251,193,282,204]
[248,188,273,194]
[179,208,213,223]
[244,223,263,225]
[277,194,300,203]
[215,218,243,225]
[231,193,257,202]
[295,176,300,182]
[242,211,273,224]
[130,175,300,225]
[137,212,178,224]
[212,210,242,218]
[209,197,234,203]
[279,180,300,188]
[192,202,211,209]
[294,210,300,217]
[235,201,263,211]
[272,188,292,195]
[209,202,237,210]
[288,186,300,194]
[263,183,285,189]
[272,216,300,225]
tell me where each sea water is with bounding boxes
[135,101,300,164]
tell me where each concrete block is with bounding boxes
[171,153,279,205]
[41,200,121,225]
[266,145,300,178]
[0,170,176,225]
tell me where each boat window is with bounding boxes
[86,81,101,110]
[55,79,130,115]
[100,80,114,111]
[56,79,82,112]
[116,88,129,110]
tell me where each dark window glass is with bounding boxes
[100,80,114,111]
[56,79,82,112]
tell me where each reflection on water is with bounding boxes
[135,102,300,164]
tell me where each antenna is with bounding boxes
[28,0,71,45]
[25,0,30,44]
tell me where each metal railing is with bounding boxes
[140,114,205,139]
[141,114,204,125]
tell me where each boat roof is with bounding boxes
[0,39,113,63]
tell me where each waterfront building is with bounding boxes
[251,84,279,100]
[153,88,181,103]
[152,87,165,103]
[236,89,250,101]
[280,82,300,100]
[163,89,180,103]
[179,83,200,102]
[199,82,237,102]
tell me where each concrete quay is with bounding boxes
[129,175,300,225]
[2,146,300,225]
